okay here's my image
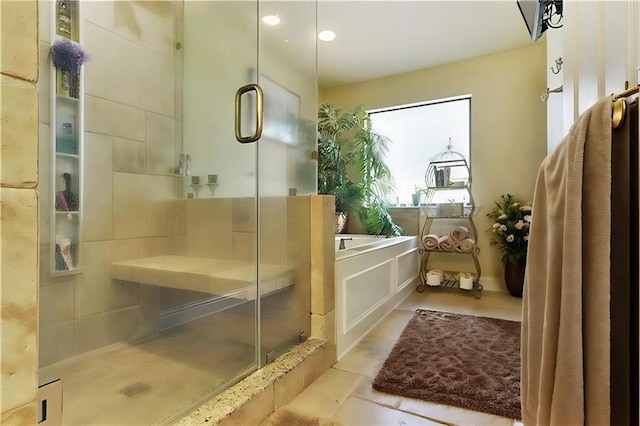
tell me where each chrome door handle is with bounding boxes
[235,83,263,143]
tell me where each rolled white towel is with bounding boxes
[455,238,476,253]
[422,234,439,251]
[438,236,454,252]
[448,226,470,243]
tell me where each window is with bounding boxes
[368,96,471,206]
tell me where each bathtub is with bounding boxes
[335,234,420,359]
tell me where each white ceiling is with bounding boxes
[316,1,537,88]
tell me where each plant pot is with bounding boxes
[335,212,347,234]
[411,193,422,206]
[504,256,526,298]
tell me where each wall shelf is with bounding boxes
[49,0,83,276]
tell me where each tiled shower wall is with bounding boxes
[1,1,39,424]
[37,0,182,367]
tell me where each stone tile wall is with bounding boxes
[1,1,39,423]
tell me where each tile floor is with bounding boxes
[281,288,524,426]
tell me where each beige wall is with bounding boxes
[1,1,39,423]
[322,43,547,288]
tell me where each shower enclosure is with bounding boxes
[37,1,317,424]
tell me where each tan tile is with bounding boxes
[260,197,287,265]
[38,41,51,125]
[323,343,337,373]
[331,397,442,425]
[274,348,325,409]
[74,313,110,354]
[105,306,140,342]
[132,2,175,55]
[83,95,109,135]
[1,75,38,187]
[75,241,106,318]
[84,1,174,56]
[139,175,175,237]
[1,0,38,81]
[286,196,310,265]
[169,199,187,236]
[139,48,175,117]
[218,385,274,426]
[83,1,116,34]
[113,137,145,173]
[232,197,255,233]
[310,195,335,315]
[368,309,414,340]
[108,100,146,141]
[351,375,402,409]
[171,235,188,255]
[83,132,113,241]
[311,310,335,344]
[186,198,233,259]
[398,397,513,426]
[104,30,141,107]
[136,284,161,339]
[232,232,255,261]
[84,95,145,141]
[112,173,174,239]
[140,236,170,257]
[39,280,75,326]
[348,333,396,361]
[1,401,37,426]
[146,112,176,175]
[397,290,523,323]
[333,353,383,378]
[104,280,139,311]
[105,238,142,264]
[0,188,38,412]
[83,22,107,99]
[288,368,363,419]
[38,123,51,245]
[39,322,74,367]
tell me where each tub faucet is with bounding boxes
[339,237,352,250]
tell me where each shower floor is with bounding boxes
[39,314,257,425]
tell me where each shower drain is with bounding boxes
[119,382,152,397]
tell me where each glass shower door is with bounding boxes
[257,1,317,363]
[180,0,261,391]
[37,0,315,423]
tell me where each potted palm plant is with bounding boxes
[318,103,402,236]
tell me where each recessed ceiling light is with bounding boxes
[318,30,336,41]
[262,15,280,26]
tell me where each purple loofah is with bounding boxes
[51,39,89,74]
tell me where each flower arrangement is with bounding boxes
[487,194,532,265]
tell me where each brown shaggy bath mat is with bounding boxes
[372,309,521,420]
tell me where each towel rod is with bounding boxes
[612,85,639,129]
[614,84,640,100]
